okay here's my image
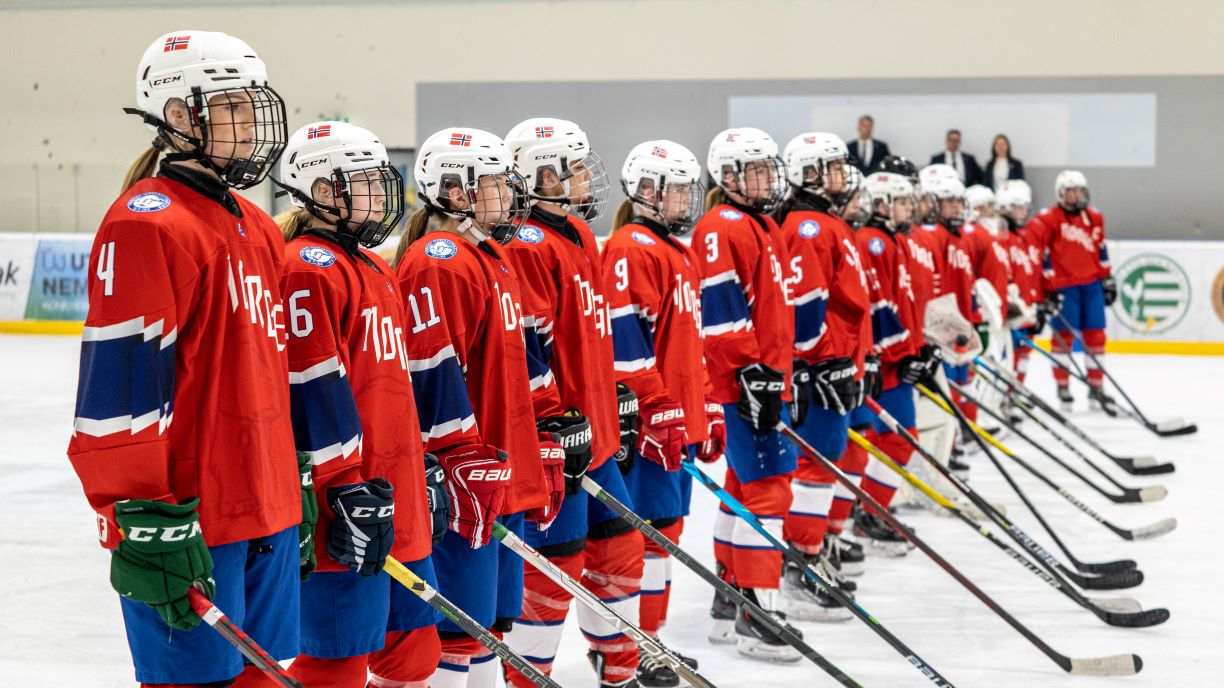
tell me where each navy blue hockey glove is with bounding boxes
[537,410,593,495]
[614,382,639,475]
[736,363,787,432]
[423,454,449,545]
[1101,276,1118,306]
[326,479,395,577]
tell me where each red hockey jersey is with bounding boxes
[283,234,433,569]
[900,227,943,329]
[962,223,1009,323]
[920,223,980,323]
[778,206,871,375]
[1000,227,1041,308]
[601,219,711,443]
[69,173,299,549]
[1028,206,1111,291]
[396,231,547,515]
[503,210,619,468]
[857,225,920,389]
[692,203,795,404]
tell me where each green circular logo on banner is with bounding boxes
[1112,253,1191,334]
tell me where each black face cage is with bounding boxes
[334,164,405,248]
[432,169,531,245]
[144,85,288,190]
[730,157,788,212]
[1061,188,1090,212]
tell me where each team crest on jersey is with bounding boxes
[719,209,744,221]
[516,226,544,244]
[299,246,337,267]
[127,192,171,213]
[799,220,821,238]
[425,238,459,260]
[631,231,657,245]
[868,237,885,255]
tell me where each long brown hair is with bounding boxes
[611,199,636,232]
[393,206,452,268]
[122,145,162,192]
[274,208,312,242]
[704,185,727,211]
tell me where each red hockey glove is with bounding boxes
[697,399,726,463]
[638,399,687,471]
[527,433,566,531]
[435,444,511,548]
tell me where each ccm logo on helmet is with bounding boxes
[149,73,184,88]
[350,505,395,519]
[125,522,203,543]
[299,158,328,169]
[467,468,512,481]
[649,408,685,424]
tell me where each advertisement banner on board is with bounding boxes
[23,236,93,321]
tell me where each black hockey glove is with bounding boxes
[790,359,813,426]
[899,344,943,385]
[808,356,860,416]
[862,354,883,401]
[422,453,449,545]
[326,479,395,577]
[1101,276,1118,306]
[1044,291,1066,317]
[975,322,991,352]
[613,383,639,475]
[296,451,318,581]
[736,363,787,432]
[537,411,593,495]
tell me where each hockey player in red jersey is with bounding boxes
[775,132,869,621]
[997,180,1044,383]
[274,122,442,688]
[392,128,550,688]
[693,127,801,662]
[963,185,1011,331]
[1027,171,1117,412]
[601,140,713,686]
[67,31,302,687]
[852,173,938,553]
[498,118,646,688]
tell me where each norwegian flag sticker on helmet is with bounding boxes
[163,35,191,52]
[803,136,817,144]
[535,126,554,139]
[307,125,331,139]
[651,147,667,158]
[450,132,472,147]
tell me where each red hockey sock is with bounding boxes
[1014,344,1031,383]
[504,552,585,688]
[720,469,790,589]
[229,664,285,687]
[783,456,835,554]
[579,530,644,684]
[829,439,868,534]
[861,428,916,509]
[287,653,369,688]
[368,625,440,687]
[1083,329,1106,388]
[1051,330,1074,386]
[639,519,683,635]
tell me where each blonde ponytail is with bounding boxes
[122,145,161,192]
[611,199,635,232]
[704,186,726,212]
[393,206,446,269]
[275,209,312,242]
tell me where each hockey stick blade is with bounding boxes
[1155,418,1197,436]
[1068,653,1142,676]
[1127,455,1162,469]
[1136,485,1169,503]
[1121,458,1176,476]
[1088,597,1142,614]
[1075,558,1137,575]
[1117,516,1178,541]
[1067,568,1143,590]
[1097,606,1170,628]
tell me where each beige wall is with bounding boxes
[2,0,1222,231]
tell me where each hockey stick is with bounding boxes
[920,384,1177,544]
[848,429,1168,628]
[973,355,1174,475]
[580,476,863,687]
[1044,322,1194,437]
[679,460,957,687]
[383,556,561,688]
[953,380,1166,504]
[490,521,717,688]
[972,360,1172,490]
[780,424,1142,675]
[864,396,1140,584]
[186,586,304,688]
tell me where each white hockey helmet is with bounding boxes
[782,132,851,191]
[863,172,915,221]
[278,122,404,248]
[621,140,705,235]
[707,127,788,211]
[414,127,529,244]
[921,165,967,230]
[504,117,610,221]
[996,179,1032,209]
[918,164,961,196]
[965,184,995,215]
[129,30,287,189]
[1055,170,1090,211]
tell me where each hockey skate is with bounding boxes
[735,589,803,662]
[1057,385,1074,412]
[781,550,854,622]
[708,586,738,646]
[588,649,639,688]
[1088,387,1119,417]
[852,506,913,556]
[634,647,698,688]
[826,532,865,577]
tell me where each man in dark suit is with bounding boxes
[847,114,891,172]
[930,129,982,186]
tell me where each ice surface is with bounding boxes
[1,334,1218,686]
